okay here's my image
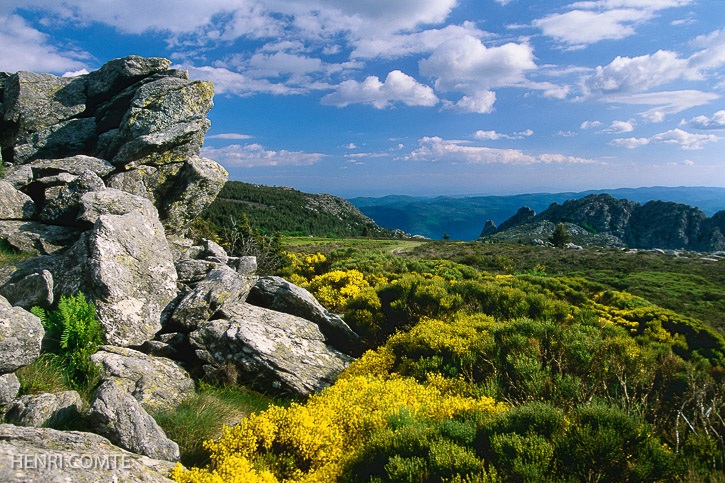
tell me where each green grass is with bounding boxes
[0,239,34,267]
[15,354,73,396]
[403,241,725,332]
[153,383,278,468]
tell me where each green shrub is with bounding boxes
[31,292,104,389]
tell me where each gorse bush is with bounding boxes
[172,242,725,482]
[31,292,104,389]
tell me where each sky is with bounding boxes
[1,1,724,198]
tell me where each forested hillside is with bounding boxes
[201,181,396,238]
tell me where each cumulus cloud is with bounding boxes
[609,128,719,149]
[444,91,497,114]
[580,120,603,129]
[401,137,596,164]
[181,64,305,96]
[682,110,725,130]
[350,22,488,59]
[583,28,725,97]
[201,143,326,167]
[534,0,693,48]
[0,14,88,73]
[420,35,536,92]
[321,70,438,109]
[602,120,635,133]
[473,129,533,140]
[534,9,649,48]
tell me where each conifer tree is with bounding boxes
[550,223,571,248]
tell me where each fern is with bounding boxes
[32,292,104,389]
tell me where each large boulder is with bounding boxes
[39,171,106,224]
[109,77,214,167]
[52,209,178,347]
[76,188,157,226]
[190,303,352,396]
[0,269,54,310]
[0,373,20,406]
[248,276,359,354]
[90,346,194,413]
[170,266,255,331]
[0,221,82,255]
[0,423,178,482]
[88,381,180,462]
[3,391,83,428]
[161,156,228,234]
[2,72,86,144]
[0,181,35,219]
[0,295,43,374]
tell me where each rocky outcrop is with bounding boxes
[480,220,497,237]
[88,381,180,462]
[0,181,35,219]
[496,206,536,233]
[248,276,359,355]
[0,295,43,373]
[1,55,227,236]
[486,194,725,251]
[0,56,359,472]
[0,373,20,406]
[190,303,352,396]
[3,391,83,428]
[90,346,194,413]
[0,424,178,482]
[170,266,254,331]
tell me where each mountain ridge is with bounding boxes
[484,193,725,252]
[349,186,725,240]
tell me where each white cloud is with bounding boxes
[580,120,603,129]
[682,110,725,130]
[605,90,719,121]
[201,143,326,167]
[180,64,305,96]
[534,9,649,48]
[534,0,693,48]
[610,128,719,150]
[609,137,650,148]
[583,28,725,96]
[420,35,536,93]
[206,133,255,140]
[445,91,497,114]
[350,22,488,59]
[401,137,596,164]
[651,128,719,149]
[603,120,635,133]
[473,129,533,140]
[0,14,88,73]
[321,70,438,109]
[584,50,687,95]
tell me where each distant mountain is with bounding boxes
[202,181,395,238]
[485,193,725,252]
[349,187,725,241]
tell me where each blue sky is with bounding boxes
[2,0,724,198]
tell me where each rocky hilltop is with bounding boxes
[0,57,357,481]
[481,193,725,251]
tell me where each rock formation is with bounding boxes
[0,56,358,480]
[484,194,725,251]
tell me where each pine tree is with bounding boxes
[549,223,571,248]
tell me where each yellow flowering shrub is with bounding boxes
[172,375,506,483]
[307,269,370,312]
